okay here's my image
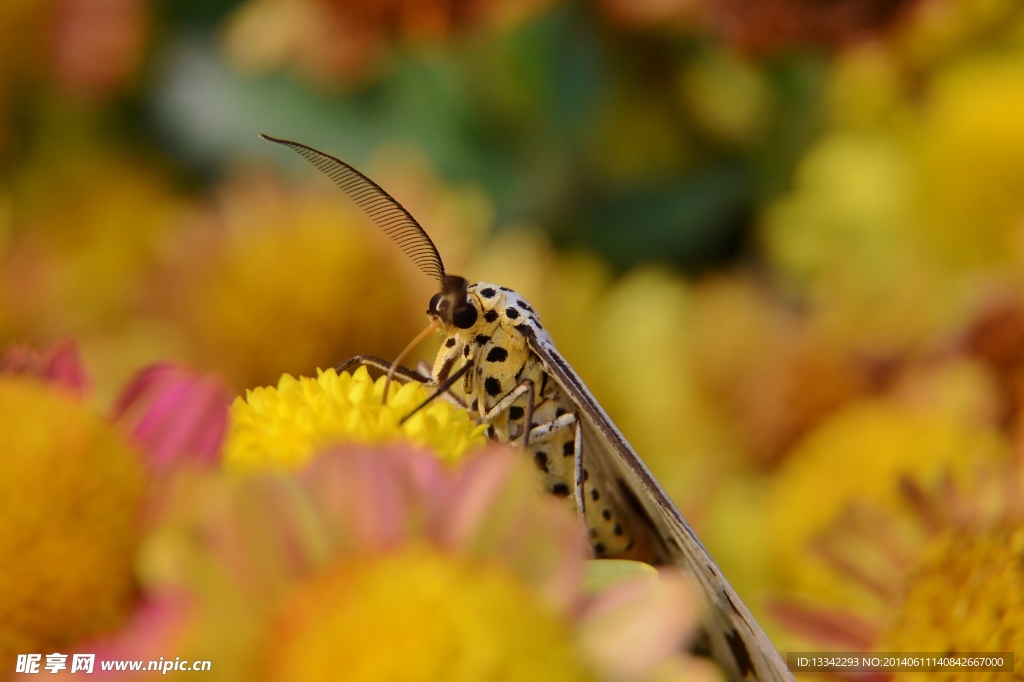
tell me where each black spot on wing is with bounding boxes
[725,629,755,679]
[463,346,471,357]
[480,288,496,298]
[602,509,612,520]
[591,488,600,501]
[484,377,502,396]
[555,407,566,417]
[486,347,508,362]
[594,542,606,556]
[563,441,574,456]
[514,323,534,337]
[534,452,549,474]
[551,483,570,498]
[499,286,513,292]
[505,307,520,320]
[475,334,490,345]
[445,337,456,348]
[484,310,499,323]
[518,300,534,313]
[509,406,524,420]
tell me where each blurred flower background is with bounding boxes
[2,0,1024,676]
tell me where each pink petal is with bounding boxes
[435,449,519,549]
[432,447,587,611]
[46,590,196,681]
[215,475,331,594]
[0,339,93,396]
[46,339,93,395]
[578,570,702,680]
[300,445,439,551]
[112,363,232,470]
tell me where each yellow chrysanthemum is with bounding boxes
[763,395,1007,606]
[224,366,486,472]
[170,179,430,393]
[268,545,593,682]
[878,525,1024,680]
[0,378,144,670]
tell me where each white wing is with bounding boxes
[517,322,792,682]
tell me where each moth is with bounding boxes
[261,134,792,682]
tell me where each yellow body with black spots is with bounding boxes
[430,282,645,560]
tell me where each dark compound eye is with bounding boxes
[452,303,478,329]
[428,293,442,314]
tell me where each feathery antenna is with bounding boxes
[260,134,446,282]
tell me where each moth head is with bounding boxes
[428,275,478,330]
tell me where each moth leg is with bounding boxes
[480,379,535,447]
[333,354,431,384]
[569,412,585,519]
[524,412,577,443]
[334,354,468,410]
[400,361,474,424]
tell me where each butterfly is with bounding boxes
[261,134,792,682]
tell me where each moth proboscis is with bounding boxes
[261,133,793,682]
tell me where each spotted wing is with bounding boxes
[260,135,446,282]
[519,325,792,682]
